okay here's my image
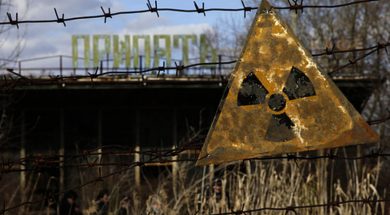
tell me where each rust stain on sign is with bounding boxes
[196,0,379,166]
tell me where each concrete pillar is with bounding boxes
[59,109,65,195]
[97,109,103,176]
[134,110,141,188]
[20,110,26,201]
[133,110,141,212]
[209,164,214,185]
[134,146,141,187]
[172,109,178,191]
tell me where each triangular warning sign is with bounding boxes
[196,0,379,166]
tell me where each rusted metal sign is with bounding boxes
[196,0,379,165]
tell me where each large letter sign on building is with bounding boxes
[72,34,216,68]
[196,0,379,165]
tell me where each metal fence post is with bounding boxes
[218,55,222,77]
[100,61,103,75]
[59,55,63,77]
[139,55,143,72]
[106,53,109,71]
[18,61,22,75]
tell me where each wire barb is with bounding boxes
[157,61,166,77]
[146,0,159,17]
[174,61,185,76]
[100,6,112,23]
[54,8,66,27]
[87,66,100,81]
[241,0,253,18]
[377,42,388,55]
[193,1,206,16]
[288,0,304,13]
[285,206,298,215]
[6,12,19,29]
[325,44,336,56]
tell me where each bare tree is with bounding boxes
[0,0,24,66]
[0,0,26,147]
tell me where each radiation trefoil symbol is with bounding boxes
[237,67,315,142]
[196,0,379,166]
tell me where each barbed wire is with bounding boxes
[2,42,389,82]
[330,42,390,74]
[1,40,385,65]
[0,140,205,214]
[1,144,390,175]
[211,198,389,215]
[311,42,389,57]
[0,1,388,212]
[1,144,389,213]
[0,0,379,28]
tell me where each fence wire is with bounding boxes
[0,0,379,28]
[0,0,389,214]
[211,198,389,215]
[2,42,389,82]
[1,142,390,214]
[2,144,390,174]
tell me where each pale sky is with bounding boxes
[1,0,255,62]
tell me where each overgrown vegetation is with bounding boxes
[4,152,383,214]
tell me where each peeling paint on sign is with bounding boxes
[196,0,379,166]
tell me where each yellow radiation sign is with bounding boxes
[196,0,379,165]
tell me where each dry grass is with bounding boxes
[152,154,385,215]
[0,147,385,215]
